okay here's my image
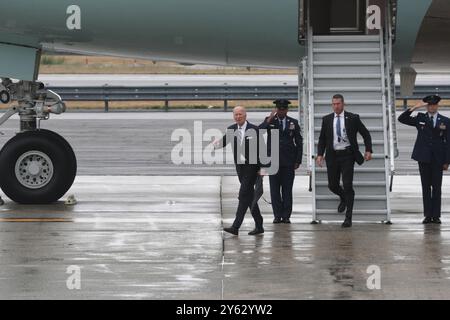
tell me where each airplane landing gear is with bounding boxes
[0,78,77,204]
[0,130,76,204]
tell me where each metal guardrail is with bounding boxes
[48,85,450,112]
[49,86,298,112]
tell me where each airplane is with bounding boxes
[0,0,446,204]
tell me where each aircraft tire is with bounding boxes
[0,129,77,204]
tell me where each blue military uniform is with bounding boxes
[398,96,450,221]
[259,100,303,222]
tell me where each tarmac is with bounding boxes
[0,175,449,300]
[0,111,449,299]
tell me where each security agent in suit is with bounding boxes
[398,95,450,224]
[214,106,264,236]
[316,94,373,228]
[259,99,303,224]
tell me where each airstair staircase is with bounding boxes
[300,26,396,223]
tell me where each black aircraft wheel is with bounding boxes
[0,129,77,204]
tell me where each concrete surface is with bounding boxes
[0,111,449,300]
[0,176,449,299]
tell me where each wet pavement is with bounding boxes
[0,175,449,299]
[0,111,449,299]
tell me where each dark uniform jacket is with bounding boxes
[398,110,450,165]
[317,111,373,165]
[259,116,303,167]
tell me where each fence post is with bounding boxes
[403,98,408,110]
[224,100,228,112]
[165,100,169,112]
[104,100,109,112]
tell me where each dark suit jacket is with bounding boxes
[221,122,260,168]
[259,115,303,167]
[317,111,373,165]
[398,110,450,165]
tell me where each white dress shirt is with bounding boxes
[333,111,351,151]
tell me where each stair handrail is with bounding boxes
[379,25,393,219]
[384,0,398,187]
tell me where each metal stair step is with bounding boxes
[314,127,384,132]
[313,87,382,92]
[314,140,385,145]
[315,168,388,175]
[314,100,382,105]
[314,215,389,222]
[313,35,379,42]
[314,113,382,118]
[314,74,381,79]
[315,168,385,173]
[315,209,388,215]
[311,153,386,160]
[314,53,381,62]
[315,181,386,187]
[313,48,380,53]
[314,61,381,66]
[315,195,387,201]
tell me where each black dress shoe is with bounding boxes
[341,219,352,228]
[273,217,282,224]
[223,227,238,235]
[282,218,291,224]
[338,200,346,213]
[432,217,442,224]
[248,228,264,236]
[423,217,433,224]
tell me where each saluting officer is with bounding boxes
[398,95,450,224]
[259,99,303,224]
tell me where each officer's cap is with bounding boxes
[273,99,291,109]
[423,95,441,105]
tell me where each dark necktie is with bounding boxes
[336,115,342,142]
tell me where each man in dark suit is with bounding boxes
[214,106,264,236]
[316,94,373,228]
[259,99,303,224]
[398,95,450,224]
